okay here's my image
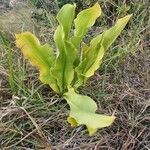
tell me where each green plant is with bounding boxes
[15,3,132,135]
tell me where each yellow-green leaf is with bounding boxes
[71,2,101,48]
[52,23,77,93]
[56,4,76,39]
[15,32,59,92]
[74,2,101,36]
[51,40,77,93]
[90,14,132,50]
[75,44,104,88]
[64,88,115,136]
[74,15,132,88]
[51,4,77,93]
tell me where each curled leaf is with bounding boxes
[71,2,101,48]
[56,4,76,39]
[90,14,132,50]
[15,32,59,92]
[74,2,101,37]
[75,44,104,88]
[64,88,115,136]
[74,14,132,88]
[51,4,77,93]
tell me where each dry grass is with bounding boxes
[0,0,150,149]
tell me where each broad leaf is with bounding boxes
[51,4,77,92]
[74,15,132,88]
[71,3,101,48]
[90,14,132,50]
[15,32,59,92]
[51,26,65,92]
[51,39,77,93]
[75,44,104,88]
[64,88,115,136]
[79,45,104,77]
[57,4,76,39]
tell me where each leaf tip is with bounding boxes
[122,14,133,23]
[15,33,19,39]
[94,2,101,16]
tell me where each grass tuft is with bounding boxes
[0,0,150,149]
